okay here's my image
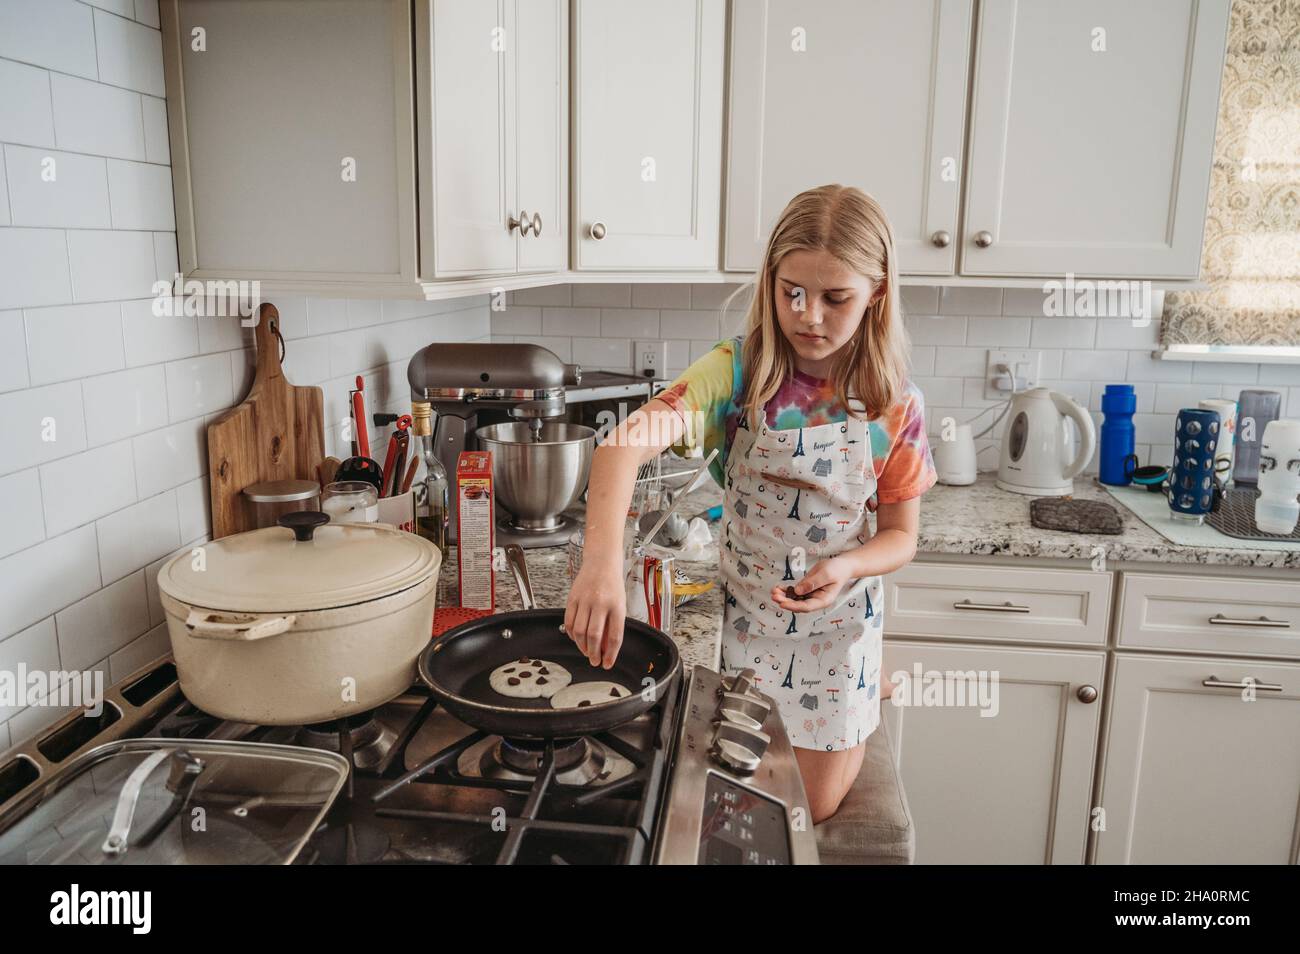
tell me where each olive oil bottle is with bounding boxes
[411,402,448,560]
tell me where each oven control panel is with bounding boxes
[700,772,791,864]
[653,666,819,865]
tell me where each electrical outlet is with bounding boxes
[635,340,668,378]
[984,349,1041,400]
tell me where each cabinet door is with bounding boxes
[881,639,1105,863]
[514,0,568,273]
[962,0,1230,279]
[165,0,417,285]
[1096,654,1300,864]
[726,0,972,274]
[418,0,517,277]
[573,0,725,269]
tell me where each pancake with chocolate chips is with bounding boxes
[488,657,572,699]
[550,681,632,710]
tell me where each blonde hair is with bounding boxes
[735,184,909,427]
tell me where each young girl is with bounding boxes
[564,185,936,823]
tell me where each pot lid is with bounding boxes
[0,740,348,865]
[158,514,441,612]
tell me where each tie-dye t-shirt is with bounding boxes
[657,337,936,505]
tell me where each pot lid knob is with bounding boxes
[279,510,330,541]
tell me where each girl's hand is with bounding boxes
[770,556,855,613]
[563,562,627,669]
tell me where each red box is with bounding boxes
[456,450,495,610]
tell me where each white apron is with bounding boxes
[719,409,884,751]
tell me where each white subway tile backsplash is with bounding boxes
[1189,361,1259,385]
[92,8,166,97]
[109,621,169,684]
[132,416,205,498]
[140,95,169,164]
[82,364,168,445]
[600,308,659,339]
[540,307,598,336]
[84,0,136,18]
[67,229,156,301]
[50,73,146,161]
[0,617,61,723]
[272,297,309,339]
[307,298,349,335]
[55,569,150,672]
[0,468,45,559]
[689,283,744,311]
[281,334,330,385]
[0,227,72,309]
[1060,348,1121,382]
[175,475,208,543]
[4,145,111,228]
[121,298,197,366]
[197,311,250,354]
[0,0,97,79]
[24,302,125,384]
[0,310,30,393]
[913,376,965,408]
[153,231,178,283]
[908,345,935,377]
[164,352,232,421]
[572,284,632,308]
[966,316,1031,347]
[0,58,56,148]
[904,314,966,345]
[40,439,136,535]
[106,158,174,229]
[510,284,571,307]
[660,309,720,341]
[0,150,7,226]
[0,524,99,639]
[573,337,631,371]
[96,489,178,584]
[1257,364,1300,386]
[631,284,691,309]
[491,305,541,335]
[0,381,87,475]
[513,335,572,362]
[1030,316,1097,350]
[1000,287,1051,317]
[939,286,1003,316]
[134,0,162,29]
[1093,316,1159,351]
[933,346,988,378]
[1153,384,1213,415]
[346,299,384,328]
[1125,351,1194,383]
[900,286,940,316]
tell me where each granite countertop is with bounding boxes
[433,471,1292,684]
[918,474,1300,569]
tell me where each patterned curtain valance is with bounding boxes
[1161,0,1300,349]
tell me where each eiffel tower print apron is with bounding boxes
[719,408,884,751]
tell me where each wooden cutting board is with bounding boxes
[207,303,325,538]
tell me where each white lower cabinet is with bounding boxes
[1094,653,1300,864]
[881,639,1105,864]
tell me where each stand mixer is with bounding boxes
[407,342,592,546]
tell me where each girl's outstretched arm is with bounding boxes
[564,398,687,667]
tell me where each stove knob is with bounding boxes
[719,691,771,731]
[725,668,759,698]
[713,721,771,775]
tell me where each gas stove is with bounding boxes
[0,658,818,865]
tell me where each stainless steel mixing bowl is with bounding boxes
[475,422,596,531]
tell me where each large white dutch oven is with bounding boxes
[158,511,441,725]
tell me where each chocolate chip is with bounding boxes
[504,667,515,674]
[609,688,620,697]
[785,585,808,601]
[519,671,532,679]
[518,656,531,663]
[508,677,520,686]
[538,667,549,675]
[537,677,548,685]
[577,700,591,708]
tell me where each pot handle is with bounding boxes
[185,609,297,641]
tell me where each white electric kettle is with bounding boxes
[996,388,1097,496]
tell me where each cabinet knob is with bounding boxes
[1076,685,1098,704]
[973,230,994,248]
[589,221,607,241]
[509,210,534,236]
[930,230,951,248]
[530,212,542,237]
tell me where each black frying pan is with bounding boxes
[417,548,681,739]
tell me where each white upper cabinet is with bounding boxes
[162,0,418,289]
[725,0,973,275]
[417,0,567,278]
[961,0,1231,279]
[572,0,725,270]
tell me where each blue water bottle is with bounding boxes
[1099,384,1137,485]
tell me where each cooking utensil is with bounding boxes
[996,388,1096,496]
[0,739,348,865]
[207,303,325,538]
[391,428,410,497]
[475,422,596,532]
[317,456,341,488]
[639,448,718,547]
[400,456,420,494]
[157,511,441,725]
[417,544,680,739]
[351,375,371,460]
[241,478,320,530]
[335,454,383,491]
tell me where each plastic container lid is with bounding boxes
[158,519,441,613]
